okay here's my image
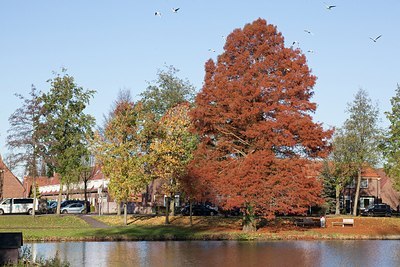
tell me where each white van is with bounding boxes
[0,198,39,215]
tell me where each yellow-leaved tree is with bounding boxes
[148,103,198,224]
[93,90,148,225]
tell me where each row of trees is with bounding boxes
[6,18,400,231]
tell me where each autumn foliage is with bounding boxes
[190,18,332,220]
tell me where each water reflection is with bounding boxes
[25,240,400,267]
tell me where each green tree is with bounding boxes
[321,129,357,214]
[383,84,400,191]
[140,65,195,119]
[93,90,149,225]
[148,103,198,224]
[342,89,381,215]
[39,70,96,215]
[139,65,197,215]
[7,86,43,216]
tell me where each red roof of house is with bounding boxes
[361,167,380,178]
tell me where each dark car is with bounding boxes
[181,204,218,216]
[362,204,392,217]
[47,201,58,214]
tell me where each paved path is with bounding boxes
[79,215,110,228]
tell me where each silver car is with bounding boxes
[61,203,85,214]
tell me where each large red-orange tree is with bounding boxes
[190,18,332,231]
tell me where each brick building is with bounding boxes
[342,167,400,213]
[0,156,25,199]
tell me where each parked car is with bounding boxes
[181,204,218,216]
[61,203,85,214]
[60,200,84,208]
[37,199,48,214]
[47,201,58,214]
[361,204,392,217]
[0,198,39,215]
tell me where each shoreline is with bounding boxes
[21,234,400,242]
[2,214,400,242]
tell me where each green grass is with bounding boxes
[0,215,228,241]
[0,215,89,229]
[0,215,92,241]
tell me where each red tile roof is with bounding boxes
[361,167,380,178]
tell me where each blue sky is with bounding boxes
[0,1,399,166]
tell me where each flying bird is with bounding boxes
[325,3,336,10]
[172,7,180,13]
[208,48,216,52]
[291,41,300,46]
[307,50,314,53]
[369,35,382,42]
[155,11,161,17]
[304,29,313,35]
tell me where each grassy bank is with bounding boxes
[1,214,400,241]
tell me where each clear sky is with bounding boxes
[1,1,399,165]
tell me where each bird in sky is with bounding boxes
[304,29,313,35]
[369,35,382,42]
[208,48,216,52]
[155,11,161,17]
[172,8,180,13]
[307,50,314,53]
[324,3,336,10]
[291,41,299,46]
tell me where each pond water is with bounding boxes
[25,240,400,267]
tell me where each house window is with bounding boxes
[360,179,368,188]
[347,179,368,188]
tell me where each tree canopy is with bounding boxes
[93,90,149,224]
[140,65,196,120]
[341,89,381,215]
[383,84,400,191]
[39,70,96,214]
[7,86,43,216]
[190,18,332,227]
[148,103,198,223]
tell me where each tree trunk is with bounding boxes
[84,180,88,214]
[335,184,341,215]
[165,197,170,225]
[352,168,362,216]
[124,202,127,225]
[66,184,69,200]
[242,204,256,232]
[170,194,175,216]
[56,183,63,215]
[117,201,121,216]
[189,200,193,227]
[32,176,36,217]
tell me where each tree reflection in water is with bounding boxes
[25,240,400,267]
